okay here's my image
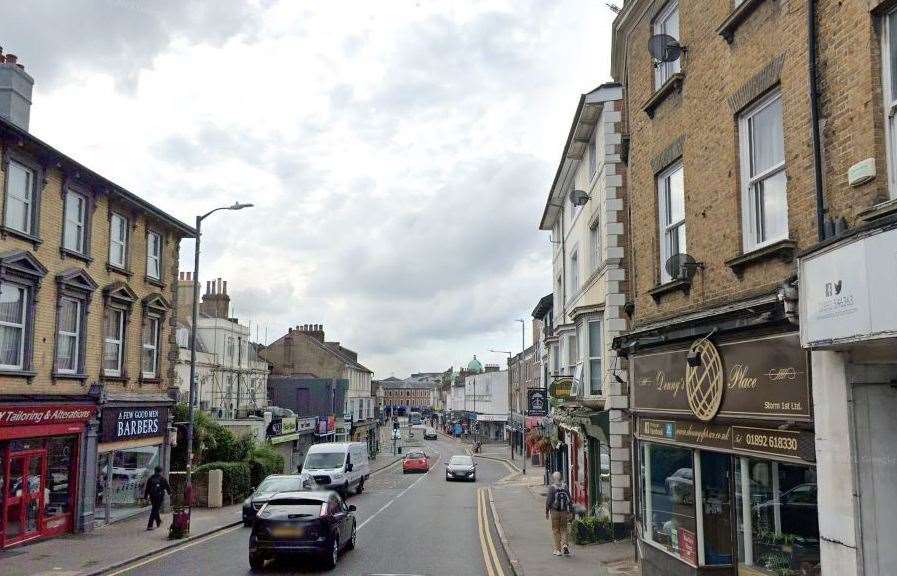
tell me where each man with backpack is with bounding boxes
[545,471,573,556]
[143,466,171,531]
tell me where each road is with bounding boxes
[107,435,516,576]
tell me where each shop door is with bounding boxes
[853,383,897,576]
[4,452,46,544]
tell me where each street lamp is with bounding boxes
[185,202,253,522]
[516,319,526,475]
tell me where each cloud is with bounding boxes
[9,0,615,376]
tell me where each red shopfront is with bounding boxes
[0,403,96,548]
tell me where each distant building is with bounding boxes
[378,374,436,411]
[463,368,509,441]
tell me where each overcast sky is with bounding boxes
[4,0,614,378]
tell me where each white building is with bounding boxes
[464,368,509,441]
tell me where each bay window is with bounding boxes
[103,308,125,376]
[740,90,788,250]
[658,162,686,283]
[587,320,602,395]
[0,282,27,369]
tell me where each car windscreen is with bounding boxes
[449,456,473,466]
[305,452,346,469]
[263,498,323,517]
[257,477,306,493]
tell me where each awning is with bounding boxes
[269,433,300,445]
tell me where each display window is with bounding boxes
[95,444,161,523]
[640,442,698,565]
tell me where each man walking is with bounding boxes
[144,466,171,531]
[545,471,574,556]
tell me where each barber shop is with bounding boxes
[620,323,819,576]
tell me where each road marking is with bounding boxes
[478,488,506,576]
[104,524,244,575]
[357,451,441,532]
[476,488,496,576]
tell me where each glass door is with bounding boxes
[4,452,46,544]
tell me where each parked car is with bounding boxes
[248,491,356,571]
[402,451,430,474]
[302,442,370,497]
[242,474,315,526]
[424,427,438,440]
[445,454,476,482]
[665,468,694,503]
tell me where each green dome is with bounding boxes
[467,355,483,373]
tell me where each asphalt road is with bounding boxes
[108,435,515,576]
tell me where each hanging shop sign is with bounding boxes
[527,389,549,416]
[637,418,815,463]
[631,333,810,421]
[297,417,317,433]
[281,417,297,435]
[101,406,168,442]
[548,377,574,400]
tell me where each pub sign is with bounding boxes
[527,389,548,416]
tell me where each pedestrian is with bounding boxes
[545,471,574,557]
[143,466,171,531]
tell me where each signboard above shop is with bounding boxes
[101,406,168,443]
[800,227,897,347]
[631,333,810,421]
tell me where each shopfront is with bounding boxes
[628,330,819,576]
[0,401,96,549]
[95,401,170,524]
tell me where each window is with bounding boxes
[146,231,162,280]
[588,127,598,179]
[227,337,235,361]
[0,282,27,369]
[142,316,159,378]
[103,308,125,376]
[657,162,686,283]
[740,90,787,250]
[587,320,602,395]
[63,191,88,254]
[884,8,897,198]
[569,250,580,295]
[566,333,578,375]
[551,344,559,375]
[640,443,697,565]
[4,160,36,235]
[109,213,128,269]
[590,220,602,271]
[653,1,680,89]
[56,298,81,373]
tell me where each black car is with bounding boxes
[248,491,356,571]
[242,474,315,526]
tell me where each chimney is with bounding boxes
[199,276,231,319]
[0,49,33,131]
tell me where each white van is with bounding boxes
[302,442,370,497]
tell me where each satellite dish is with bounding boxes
[569,189,590,207]
[649,34,684,63]
[665,253,703,281]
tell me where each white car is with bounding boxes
[302,442,370,497]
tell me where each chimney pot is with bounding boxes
[223,280,227,294]
[205,281,211,295]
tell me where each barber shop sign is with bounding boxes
[101,406,169,442]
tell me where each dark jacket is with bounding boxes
[144,473,171,503]
[546,482,572,513]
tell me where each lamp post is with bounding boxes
[185,202,253,523]
[516,319,526,475]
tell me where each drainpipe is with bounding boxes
[808,0,826,241]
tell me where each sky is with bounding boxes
[3,0,615,378]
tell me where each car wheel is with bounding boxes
[323,535,340,570]
[356,479,364,494]
[248,552,265,571]
[346,521,357,550]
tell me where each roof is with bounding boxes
[272,330,373,374]
[377,376,436,390]
[532,293,553,319]
[0,117,195,237]
[539,83,623,231]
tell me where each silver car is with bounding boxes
[445,454,476,482]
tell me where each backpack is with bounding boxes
[552,485,572,512]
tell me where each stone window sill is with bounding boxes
[106,263,133,278]
[643,73,684,119]
[725,239,796,278]
[145,276,166,289]
[858,197,897,222]
[717,0,768,44]
[53,372,88,381]
[0,369,36,378]
[102,374,129,383]
[140,375,161,386]
[1,226,42,248]
[648,278,691,302]
[60,247,93,264]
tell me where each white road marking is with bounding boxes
[357,452,441,532]
[104,524,244,575]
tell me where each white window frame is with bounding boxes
[4,160,35,235]
[569,249,580,296]
[566,333,578,376]
[142,316,159,378]
[587,319,603,396]
[653,1,681,90]
[0,281,27,370]
[146,231,162,280]
[109,212,129,269]
[588,127,598,179]
[56,297,81,374]
[657,162,686,283]
[64,191,88,254]
[104,308,125,376]
[590,219,602,272]
[882,7,897,200]
[739,90,788,251]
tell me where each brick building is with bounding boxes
[610,1,897,574]
[378,375,434,411]
[0,52,194,547]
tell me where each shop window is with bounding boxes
[700,451,734,565]
[641,442,697,565]
[735,457,820,575]
[46,437,75,527]
[96,446,161,523]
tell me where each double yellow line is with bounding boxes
[476,487,505,576]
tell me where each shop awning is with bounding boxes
[269,433,301,445]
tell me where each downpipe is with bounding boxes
[808,0,827,241]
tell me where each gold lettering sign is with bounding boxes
[549,377,573,400]
[685,339,724,421]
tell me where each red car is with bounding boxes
[402,450,430,474]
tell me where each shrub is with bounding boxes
[193,461,252,504]
[570,515,615,545]
[248,444,285,487]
